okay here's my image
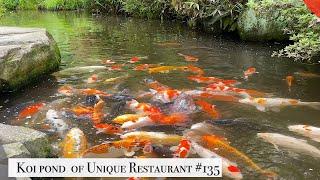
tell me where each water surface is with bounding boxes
[1,11,320,179]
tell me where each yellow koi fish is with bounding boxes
[62,128,88,158]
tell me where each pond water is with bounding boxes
[1,11,320,179]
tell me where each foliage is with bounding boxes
[247,0,320,62]
[86,0,124,14]
[40,0,87,10]
[171,0,244,31]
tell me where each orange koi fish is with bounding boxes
[150,89,181,103]
[94,123,123,135]
[148,66,184,74]
[121,131,182,146]
[286,75,294,91]
[146,79,172,91]
[126,99,161,115]
[87,74,98,84]
[112,114,144,124]
[108,64,124,71]
[183,65,204,76]
[244,67,258,80]
[72,105,93,116]
[17,102,45,121]
[82,138,149,158]
[173,139,192,158]
[186,90,240,102]
[133,64,156,71]
[195,100,221,119]
[129,56,141,63]
[58,85,75,96]
[62,128,88,158]
[188,75,239,86]
[80,88,111,97]
[205,83,266,98]
[178,53,199,62]
[92,99,105,124]
[202,135,276,177]
[101,59,116,64]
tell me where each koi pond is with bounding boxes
[1,11,320,179]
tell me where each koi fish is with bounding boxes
[173,139,192,158]
[191,141,243,179]
[92,99,105,124]
[148,66,185,74]
[239,97,320,112]
[81,88,111,97]
[101,59,116,64]
[178,53,199,62]
[294,71,320,78]
[195,100,221,119]
[82,138,149,158]
[17,102,45,121]
[202,135,276,177]
[258,133,320,159]
[129,56,141,63]
[108,64,124,71]
[62,128,88,158]
[104,75,129,84]
[94,123,123,135]
[126,99,161,115]
[205,83,266,98]
[134,64,157,71]
[183,65,204,76]
[72,105,93,116]
[112,114,144,124]
[185,90,240,102]
[145,79,172,91]
[188,75,239,86]
[303,0,320,18]
[244,67,258,80]
[121,113,187,129]
[150,89,181,103]
[44,109,69,137]
[87,74,98,84]
[58,85,75,96]
[286,75,294,91]
[121,131,182,146]
[288,125,320,142]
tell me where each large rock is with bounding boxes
[0,123,52,158]
[237,0,298,41]
[0,27,60,92]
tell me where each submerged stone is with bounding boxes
[0,123,52,158]
[0,26,61,92]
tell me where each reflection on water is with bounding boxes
[1,11,320,179]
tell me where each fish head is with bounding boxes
[224,165,243,179]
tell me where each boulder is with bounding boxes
[0,26,61,92]
[0,123,52,158]
[0,142,31,161]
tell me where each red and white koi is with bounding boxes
[205,83,266,98]
[150,89,181,103]
[195,100,221,119]
[172,139,192,158]
[94,123,123,135]
[244,67,258,80]
[126,99,161,115]
[188,75,239,86]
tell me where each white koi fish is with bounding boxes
[45,109,69,137]
[257,133,320,158]
[239,98,320,112]
[289,125,320,142]
[191,141,243,179]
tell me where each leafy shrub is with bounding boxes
[172,0,244,31]
[1,0,19,10]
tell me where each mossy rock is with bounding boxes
[0,27,61,92]
[237,3,289,41]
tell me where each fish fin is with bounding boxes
[311,137,320,143]
[272,143,280,151]
[306,102,320,110]
[169,146,178,152]
[256,105,266,112]
[149,89,158,95]
[124,150,135,157]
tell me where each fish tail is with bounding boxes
[261,170,278,179]
[299,102,320,110]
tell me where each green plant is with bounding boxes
[1,0,19,10]
[172,0,244,31]
[123,0,172,19]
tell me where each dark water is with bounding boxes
[1,11,320,179]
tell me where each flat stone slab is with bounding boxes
[0,123,52,158]
[0,26,61,92]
